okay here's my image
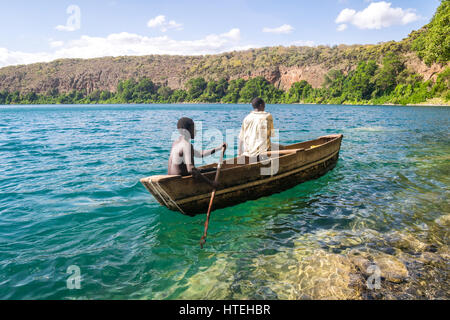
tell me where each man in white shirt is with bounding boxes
[238,97,276,160]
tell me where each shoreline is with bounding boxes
[1,102,449,107]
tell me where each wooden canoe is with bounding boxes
[141,134,343,216]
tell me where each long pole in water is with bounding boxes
[199,146,226,249]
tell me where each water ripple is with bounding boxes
[0,104,449,299]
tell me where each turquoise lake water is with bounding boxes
[0,104,449,300]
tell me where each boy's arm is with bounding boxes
[183,144,217,188]
[194,143,226,158]
[190,167,218,189]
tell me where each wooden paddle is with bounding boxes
[199,145,226,249]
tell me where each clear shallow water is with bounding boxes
[0,104,448,300]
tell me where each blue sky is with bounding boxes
[0,0,441,67]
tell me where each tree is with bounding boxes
[0,91,6,104]
[374,53,405,95]
[239,77,269,103]
[222,79,245,103]
[215,78,229,98]
[412,0,449,65]
[75,90,86,101]
[263,84,284,103]
[118,78,137,102]
[157,86,173,102]
[100,91,111,101]
[287,80,313,103]
[186,77,207,100]
[24,91,38,103]
[133,78,156,102]
[10,91,21,103]
[88,90,101,102]
[170,89,188,103]
[323,70,346,98]
[200,80,220,102]
[345,60,378,100]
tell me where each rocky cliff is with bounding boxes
[0,43,445,95]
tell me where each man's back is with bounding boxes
[239,110,275,157]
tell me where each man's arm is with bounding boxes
[238,123,245,156]
[238,139,244,156]
[268,114,275,137]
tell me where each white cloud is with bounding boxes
[291,40,315,47]
[147,15,183,32]
[0,48,52,68]
[262,24,294,34]
[0,29,248,68]
[55,25,78,32]
[49,40,64,48]
[337,24,348,32]
[147,15,165,28]
[335,1,420,30]
[221,28,241,41]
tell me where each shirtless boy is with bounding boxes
[168,117,226,188]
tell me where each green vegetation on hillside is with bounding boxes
[411,0,449,66]
[1,54,448,105]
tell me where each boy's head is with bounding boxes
[252,97,265,111]
[177,117,195,139]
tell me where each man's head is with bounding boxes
[177,117,195,139]
[252,97,265,111]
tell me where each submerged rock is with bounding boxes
[437,245,450,260]
[311,228,381,249]
[254,248,362,300]
[178,254,235,299]
[296,250,362,300]
[348,254,371,275]
[372,253,409,283]
[384,231,428,254]
[346,249,409,283]
[419,252,443,264]
[435,214,450,227]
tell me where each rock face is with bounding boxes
[0,45,446,95]
[403,53,447,82]
[228,64,338,89]
[0,55,195,95]
[278,65,334,89]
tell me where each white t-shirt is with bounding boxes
[239,111,275,157]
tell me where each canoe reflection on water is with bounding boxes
[141,134,343,216]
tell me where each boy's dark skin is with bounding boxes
[168,118,227,188]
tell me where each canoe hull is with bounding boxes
[179,151,339,214]
[141,134,343,216]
